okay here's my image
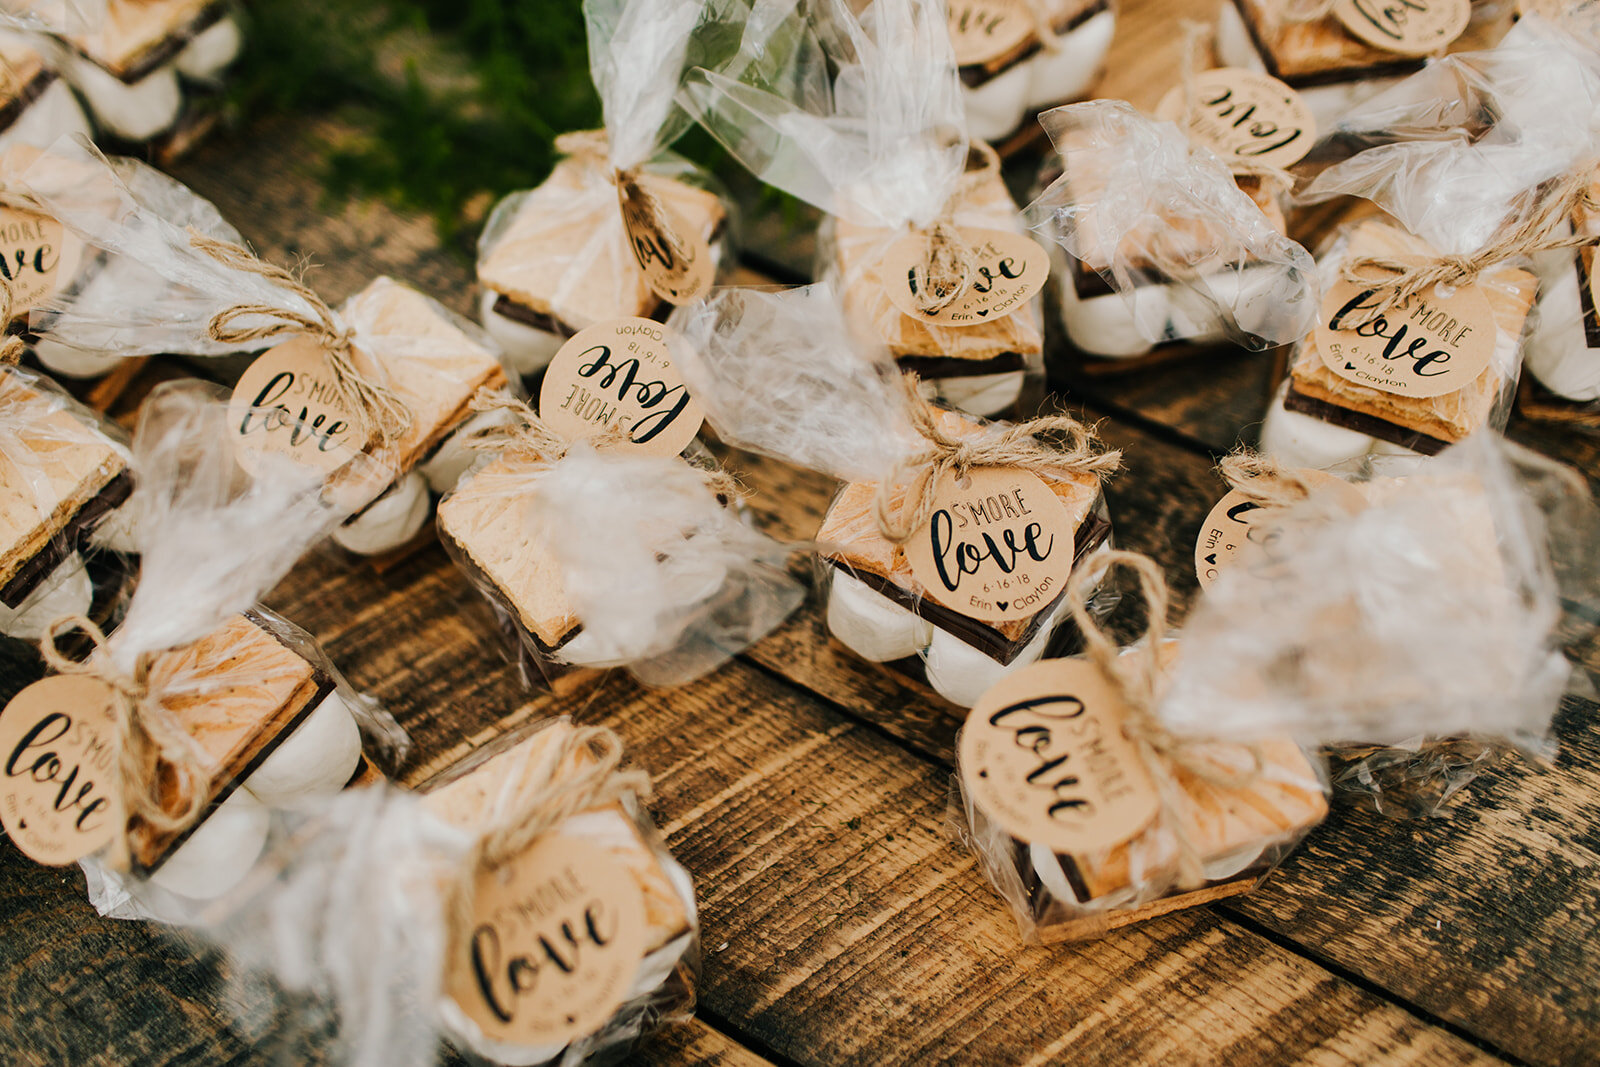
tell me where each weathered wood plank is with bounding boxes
[637,1020,782,1067]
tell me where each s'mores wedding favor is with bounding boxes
[1028,98,1316,362]
[683,0,1051,418]
[475,0,734,378]
[0,384,404,920]
[673,283,1117,709]
[1262,18,1600,467]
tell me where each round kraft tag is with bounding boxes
[0,207,66,316]
[960,658,1161,855]
[1332,0,1469,56]
[902,467,1076,625]
[1315,266,1496,399]
[447,833,647,1050]
[947,0,1034,66]
[228,335,376,474]
[877,228,1049,328]
[539,319,704,457]
[617,186,713,306]
[0,675,123,866]
[1154,68,1316,171]
[1194,470,1366,588]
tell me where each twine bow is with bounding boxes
[445,725,652,959]
[1216,449,1318,510]
[465,387,741,501]
[1336,169,1600,329]
[188,230,413,448]
[0,279,24,365]
[38,615,211,863]
[872,381,1120,544]
[1062,551,1265,887]
[908,142,1003,316]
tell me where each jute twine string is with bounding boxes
[1062,551,1264,887]
[466,387,741,501]
[446,725,651,957]
[188,230,412,447]
[39,615,211,858]
[1337,169,1600,329]
[1177,20,1297,193]
[0,279,24,365]
[909,141,1004,316]
[1216,449,1318,509]
[872,378,1121,544]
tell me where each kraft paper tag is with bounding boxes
[0,206,65,318]
[948,0,1034,66]
[539,319,704,458]
[1332,0,1469,55]
[617,184,713,307]
[903,467,1075,625]
[447,834,647,1049]
[228,336,377,474]
[877,228,1049,328]
[1194,469,1365,588]
[0,675,122,866]
[1155,69,1316,172]
[960,658,1161,855]
[1316,264,1495,399]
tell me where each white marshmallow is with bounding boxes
[826,570,933,663]
[33,250,171,379]
[1028,840,1082,907]
[477,289,566,377]
[146,786,270,901]
[331,471,431,556]
[61,52,182,142]
[32,337,125,379]
[174,15,243,81]
[1023,10,1116,110]
[924,616,1054,708]
[920,370,1024,418]
[558,553,728,668]
[0,552,91,640]
[1526,254,1600,401]
[86,502,140,554]
[962,61,1032,144]
[1055,255,1171,359]
[420,408,517,494]
[241,690,363,807]
[1202,842,1267,881]
[1259,383,1375,469]
[0,78,92,153]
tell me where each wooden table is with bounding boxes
[3,1,1599,1063]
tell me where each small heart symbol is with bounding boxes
[1345,362,1357,371]
[996,601,1009,611]
[1204,553,1217,565]
[976,309,989,317]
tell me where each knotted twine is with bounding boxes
[1336,169,1600,329]
[444,724,652,967]
[188,230,413,448]
[0,278,24,365]
[1216,449,1318,510]
[39,614,212,866]
[872,380,1121,544]
[906,141,1007,316]
[1062,551,1265,888]
[465,386,741,502]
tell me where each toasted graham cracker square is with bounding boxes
[0,372,126,589]
[836,152,1045,364]
[1288,220,1536,444]
[479,160,725,332]
[1233,0,1505,82]
[423,721,690,950]
[56,0,218,77]
[436,450,579,649]
[816,408,1100,645]
[343,277,508,473]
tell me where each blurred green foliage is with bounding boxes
[230,0,733,239]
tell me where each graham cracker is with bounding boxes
[836,152,1045,363]
[0,371,126,590]
[1287,220,1535,444]
[57,0,221,79]
[1232,0,1506,83]
[479,160,726,333]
